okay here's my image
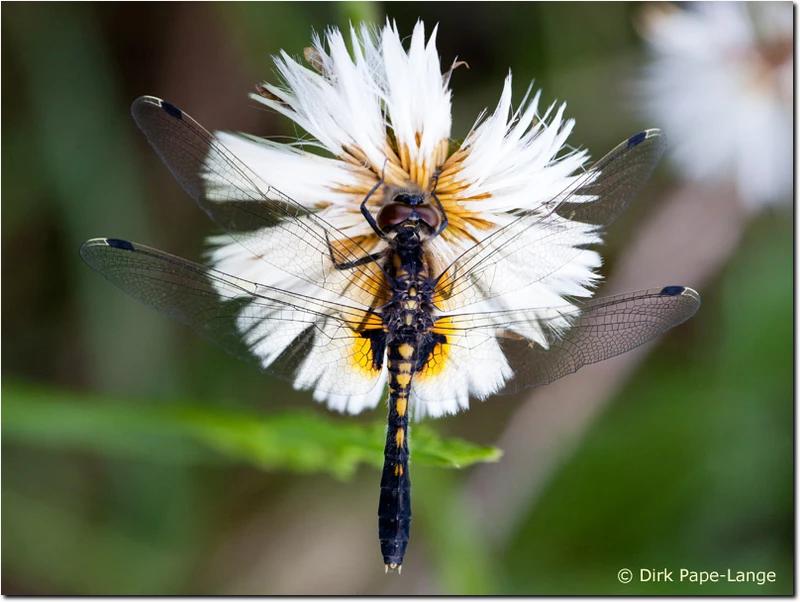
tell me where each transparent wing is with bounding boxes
[131,96,389,308]
[414,286,700,406]
[433,130,668,312]
[80,238,386,396]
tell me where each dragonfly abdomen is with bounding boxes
[378,340,415,572]
[377,227,441,572]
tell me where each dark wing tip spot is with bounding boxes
[161,101,183,120]
[106,238,135,251]
[659,285,685,296]
[627,131,648,148]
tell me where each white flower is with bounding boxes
[639,2,792,209]
[208,21,599,417]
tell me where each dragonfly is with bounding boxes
[81,96,701,573]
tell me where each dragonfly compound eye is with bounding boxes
[415,205,442,230]
[377,203,442,232]
[377,203,414,230]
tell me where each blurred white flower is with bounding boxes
[208,21,601,416]
[639,2,792,209]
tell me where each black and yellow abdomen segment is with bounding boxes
[378,340,416,572]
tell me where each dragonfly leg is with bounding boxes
[361,162,389,238]
[428,171,449,237]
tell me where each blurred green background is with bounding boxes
[2,2,792,595]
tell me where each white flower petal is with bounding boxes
[380,21,452,170]
[254,27,387,168]
[310,368,388,415]
[212,132,366,212]
[452,75,590,215]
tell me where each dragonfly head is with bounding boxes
[377,191,442,239]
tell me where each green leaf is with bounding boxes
[3,384,501,480]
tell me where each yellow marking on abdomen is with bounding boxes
[394,464,404,476]
[395,427,405,448]
[394,372,411,388]
[396,396,407,417]
[398,344,414,359]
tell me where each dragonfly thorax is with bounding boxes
[383,227,437,335]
